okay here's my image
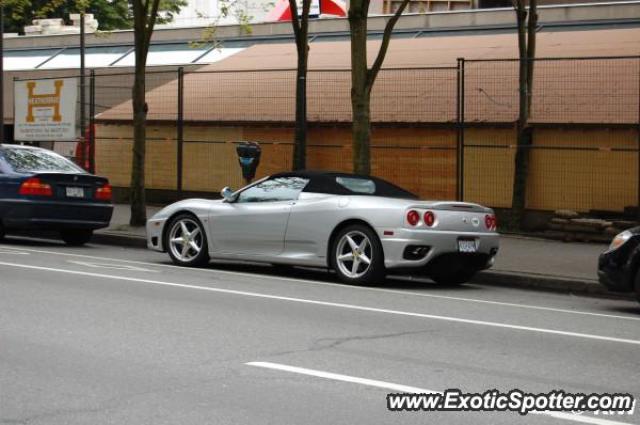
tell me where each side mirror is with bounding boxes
[221,186,236,202]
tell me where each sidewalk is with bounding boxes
[96,204,617,297]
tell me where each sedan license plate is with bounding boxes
[458,239,477,253]
[66,187,84,198]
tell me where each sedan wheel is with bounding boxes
[60,229,93,246]
[166,214,209,266]
[332,224,384,285]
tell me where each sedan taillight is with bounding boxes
[19,178,53,196]
[485,214,497,231]
[96,183,112,202]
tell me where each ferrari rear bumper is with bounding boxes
[378,227,500,270]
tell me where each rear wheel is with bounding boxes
[166,214,209,267]
[60,229,93,246]
[331,224,385,286]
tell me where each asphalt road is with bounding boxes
[1,237,639,425]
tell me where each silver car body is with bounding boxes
[146,175,499,271]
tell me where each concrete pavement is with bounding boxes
[1,240,639,425]
[94,204,618,298]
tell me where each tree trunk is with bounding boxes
[129,37,147,226]
[510,6,530,230]
[349,3,371,175]
[128,0,161,226]
[292,49,308,170]
[526,0,537,113]
[289,0,310,171]
[348,0,410,176]
[352,89,371,175]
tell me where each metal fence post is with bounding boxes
[456,58,461,201]
[89,69,95,173]
[637,56,640,221]
[0,5,4,145]
[457,57,465,202]
[177,67,184,195]
[79,12,86,148]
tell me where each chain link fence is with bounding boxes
[14,55,640,215]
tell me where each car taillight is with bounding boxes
[485,214,497,231]
[19,178,53,196]
[407,210,420,226]
[96,183,112,201]
[424,211,436,227]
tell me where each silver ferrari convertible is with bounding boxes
[146,171,499,285]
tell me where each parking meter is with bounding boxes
[236,141,261,184]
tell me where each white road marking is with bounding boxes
[247,361,435,393]
[1,243,638,323]
[246,362,636,425]
[68,260,158,273]
[1,260,639,346]
[0,248,30,255]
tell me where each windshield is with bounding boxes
[0,147,84,174]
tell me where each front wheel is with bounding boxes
[60,229,93,246]
[331,224,385,285]
[166,214,209,267]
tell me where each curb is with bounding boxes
[92,231,148,249]
[474,270,635,300]
[91,231,636,301]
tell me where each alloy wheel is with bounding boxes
[168,217,204,262]
[335,230,373,279]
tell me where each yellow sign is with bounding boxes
[26,80,64,123]
[14,77,77,141]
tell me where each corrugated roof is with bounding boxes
[96,28,640,125]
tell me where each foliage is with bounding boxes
[1,0,185,33]
[195,0,253,47]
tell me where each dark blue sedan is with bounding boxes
[598,227,640,302]
[0,144,113,245]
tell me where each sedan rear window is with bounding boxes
[1,147,83,173]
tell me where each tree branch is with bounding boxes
[367,0,410,89]
[526,0,537,84]
[145,0,162,50]
[300,0,310,41]
[288,0,302,44]
[288,0,311,55]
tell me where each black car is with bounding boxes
[598,227,640,301]
[0,144,113,246]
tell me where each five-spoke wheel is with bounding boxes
[332,224,384,285]
[166,214,209,266]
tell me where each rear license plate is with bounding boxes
[458,239,477,253]
[66,187,84,198]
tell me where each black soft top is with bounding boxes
[270,170,418,200]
